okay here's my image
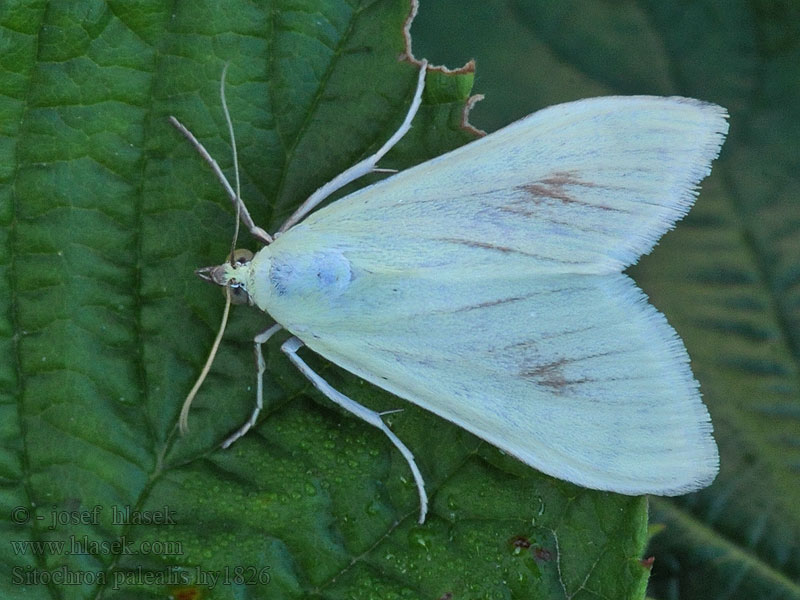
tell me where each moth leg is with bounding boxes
[169,116,272,245]
[277,60,429,234]
[281,336,429,523]
[221,323,283,449]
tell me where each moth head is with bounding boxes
[195,248,254,306]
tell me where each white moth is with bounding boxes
[172,61,726,523]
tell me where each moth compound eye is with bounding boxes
[227,283,251,305]
[228,248,254,265]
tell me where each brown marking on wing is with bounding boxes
[521,358,573,394]
[454,295,528,313]
[513,170,623,213]
[520,350,621,393]
[437,237,527,255]
[436,237,587,265]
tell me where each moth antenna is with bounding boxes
[180,286,233,434]
[219,62,243,264]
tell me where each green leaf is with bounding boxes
[6,0,762,599]
[415,1,800,598]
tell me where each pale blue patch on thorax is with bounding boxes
[245,244,353,317]
[269,250,352,297]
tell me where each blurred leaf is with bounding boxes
[415,0,800,598]
[0,1,652,599]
